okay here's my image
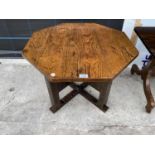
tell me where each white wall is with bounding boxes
[123,19,155,68]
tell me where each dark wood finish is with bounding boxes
[131,27,155,113]
[45,76,112,113]
[23,23,138,113]
[135,27,155,55]
[23,23,138,82]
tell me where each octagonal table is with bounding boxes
[23,23,138,113]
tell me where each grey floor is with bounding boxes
[0,59,155,135]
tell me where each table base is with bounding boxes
[131,56,155,113]
[45,77,112,113]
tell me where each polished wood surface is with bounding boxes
[131,27,155,113]
[23,23,138,82]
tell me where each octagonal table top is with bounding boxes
[23,23,138,82]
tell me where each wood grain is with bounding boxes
[23,23,138,82]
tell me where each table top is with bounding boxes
[135,27,155,55]
[23,23,138,82]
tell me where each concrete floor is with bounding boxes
[0,59,155,135]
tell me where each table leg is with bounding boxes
[131,58,155,113]
[44,77,69,113]
[143,69,155,112]
[90,81,112,112]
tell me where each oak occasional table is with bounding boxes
[23,23,138,113]
[131,27,155,113]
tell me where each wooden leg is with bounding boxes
[131,64,141,76]
[142,69,155,113]
[45,77,69,113]
[131,57,155,113]
[90,81,112,112]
